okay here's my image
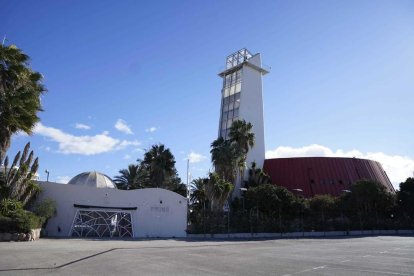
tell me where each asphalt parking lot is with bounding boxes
[0,236,413,275]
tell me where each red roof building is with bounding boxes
[263,157,395,197]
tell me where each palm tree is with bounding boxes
[191,174,233,211]
[204,173,233,211]
[210,137,238,183]
[0,142,40,206]
[0,45,46,158]
[245,161,272,188]
[113,164,147,190]
[142,144,176,188]
[190,177,208,209]
[228,119,255,188]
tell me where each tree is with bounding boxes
[247,184,282,215]
[173,183,187,198]
[141,144,176,188]
[113,164,147,190]
[247,185,298,216]
[341,179,395,228]
[228,120,255,188]
[0,142,40,206]
[204,173,233,211]
[0,45,46,158]
[190,177,208,209]
[397,177,414,219]
[210,137,238,183]
[245,161,271,188]
[191,173,233,212]
[308,195,338,224]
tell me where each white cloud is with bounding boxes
[123,154,132,160]
[116,140,141,149]
[14,131,29,137]
[55,176,71,184]
[186,151,207,164]
[265,144,414,189]
[145,127,157,133]
[33,123,140,155]
[75,123,91,130]
[115,119,133,135]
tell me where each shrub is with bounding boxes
[33,198,56,220]
[0,211,42,233]
[16,211,43,232]
[0,215,18,232]
[0,198,24,217]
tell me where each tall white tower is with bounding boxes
[218,49,269,190]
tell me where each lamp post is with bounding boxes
[293,188,304,233]
[341,189,352,232]
[240,188,247,210]
[45,169,50,182]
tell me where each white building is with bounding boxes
[37,171,187,238]
[217,49,269,192]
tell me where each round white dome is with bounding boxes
[68,171,116,189]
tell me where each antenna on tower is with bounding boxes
[2,35,7,46]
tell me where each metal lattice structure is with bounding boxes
[226,48,252,69]
[70,210,133,238]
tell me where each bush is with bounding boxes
[0,198,24,217]
[16,211,43,232]
[0,211,42,233]
[0,215,17,232]
[33,198,56,220]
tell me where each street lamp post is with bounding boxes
[341,189,352,232]
[240,188,247,210]
[45,169,50,182]
[292,188,304,233]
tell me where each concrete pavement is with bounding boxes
[0,236,413,275]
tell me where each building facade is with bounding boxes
[264,157,395,197]
[37,172,187,238]
[217,49,269,193]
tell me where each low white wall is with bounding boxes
[37,182,187,238]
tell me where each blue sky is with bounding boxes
[2,0,414,188]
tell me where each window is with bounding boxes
[224,88,230,97]
[227,118,233,128]
[221,120,226,130]
[235,83,241,93]
[229,85,235,96]
[236,70,242,82]
[228,109,233,118]
[235,92,241,101]
[223,96,230,105]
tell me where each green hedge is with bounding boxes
[0,211,43,233]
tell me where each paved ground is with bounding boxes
[0,236,413,275]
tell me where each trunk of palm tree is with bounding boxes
[0,127,11,159]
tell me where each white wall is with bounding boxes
[239,54,266,179]
[37,181,188,238]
